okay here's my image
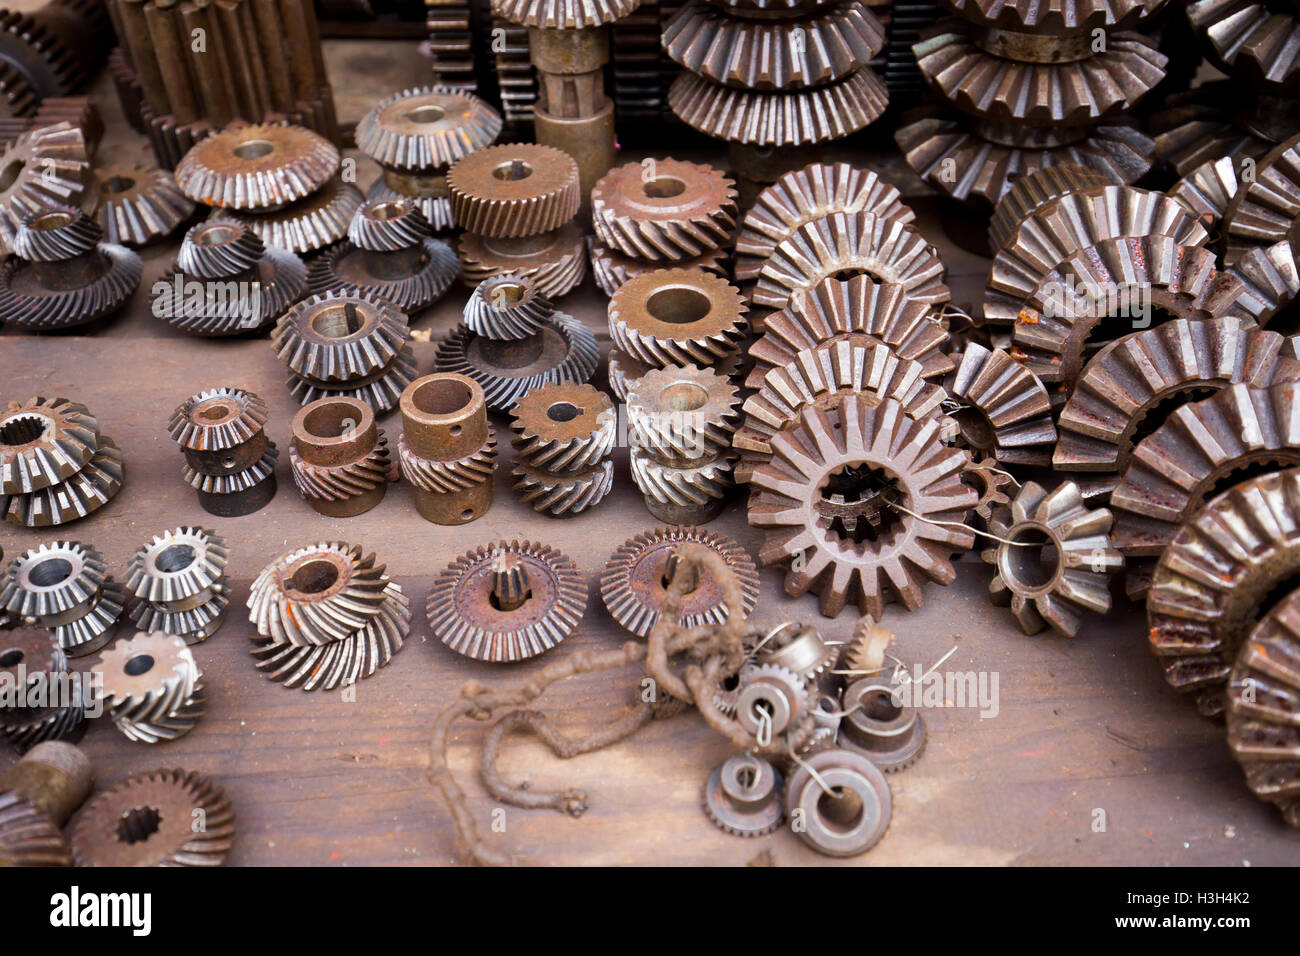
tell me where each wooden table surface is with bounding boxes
[0,41,1292,867]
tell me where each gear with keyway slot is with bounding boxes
[510,382,616,515]
[945,343,1056,466]
[591,158,737,262]
[356,86,502,172]
[94,631,207,744]
[94,163,195,247]
[174,124,340,211]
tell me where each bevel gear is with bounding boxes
[427,540,588,662]
[457,222,588,297]
[1170,156,1240,232]
[94,631,207,744]
[0,540,120,656]
[69,769,234,866]
[1220,131,1300,264]
[589,235,728,296]
[174,123,341,211]
[94,163,195,247]
[1187,0,1300,92]
[756,623,839,685]
[702,753,784,837]
[0,395,98,494]
[367,178,455,234]
[0,122,91,254]
[125,527,230,645]
[944,0,1166,33]
[491,0,641,28]
[1228,240,1300,327]
[945,343,1055,466]
[590,157,737,262]
[509,382,616,515]
[465,273,553,340]
[987,162,1109,254]
[248,542,390,647]
[356,86,503,171]
[747,396,976,618]
[608,267,747,367]
[447,142,581,237]
[2,437,123,529]
[214,178,364,255]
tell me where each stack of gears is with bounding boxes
[168,386,278,517]
[0,540,124,657]
[434,271,598,413]
[663,0,890,202]
[355,85,502,234]
[611,0,681,127]
[104,0,340,168]
[0,743,94,867]
[396,372,497,525]
[588,157,738,296]
[0,629,86,752]
[93,631,207,744]
[272,291,417,416]
[446,141,587,297]
[125,527,231,645]
[93,161,196,247]
[0,0,113,118]
[247,542,411,692]
[289,396,399,517]
[0,121,93,258]
[508,381,616,515]
[898,0,1171,210]
[153,219,307,337]
[424,0,539,129]
[0,395,124,527]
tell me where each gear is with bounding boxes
[1053,317,1298,475]
[0,540,105,625]
[214,178,364,255]
[174,124,341,211]
[630,445,737,524]
[784,748,891,857]
[946,343,1055,466]
[1187,0,1300,92]
[168,387,268,457]
[4,437,124,528]
[735,162,915,283]
[356,86,502,171]
[747,396,975,618]
[492,0,640,27]
[626,363,740,462]
[748,277,952,389]
[756,623,839,684]
[95,631,206,744]
[428,540,588,662]
[457,222,587,297]
[589,235,728,296]
[69,769,234,866]
[963,453,1014,523]
[1221,131,1300,264]
[290,397,397,518]
[944,0,1165,33]
[840,613,895,678]
[663,1,884,91]
[1148,80,1275,177]
[591,157,737,262]
[753,210,950,311]
[248,542,390,647]
[94,163,195,247]
[1228,240,1300,327]
[839,678,926,771]
[124,526,229,644]
[509,381,615,515]
[610,347,744,403]
[703,754,784,837]
[0,792,70,866]
[1170,155,1240,232]
[0,396,98,494]
[667,66,889,147]
[367,178,455,234]
[465,273,553,340]
[398,373,497,524]
[447,143,580,237]
[0,122,91,255]
[1148,467,1300,716]
[608,267,747,368]
[987,162,1109,253]
[0,627,82,752]
[736,662,814,749]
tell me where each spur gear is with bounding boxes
[447,142,580,237]
[703,754,784,837]
[94,163,195,247]
[608,267,747,368]
[839,678,926,772]
[591,157,737,262]
[174,124,341,211]
[735,662,815,752]
[784,747,891,857]
[964,453,1014,523]
[945,343,1056,466]
[427,539,588,662]
[248,542,390,647]
[748,395,976,618]
[69,769,234,866]
[214,178,364,255]
[509,382,615,515]
[0,395,98,494]
[356,86,502,171]
[125,526,230,644]
[94,631,206,744]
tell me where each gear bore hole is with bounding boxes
[1002,527,1059,590]
[0,414,48,446]
[0,648,23,667]
[156,544,196,573]
[643,176,686,199]
[405,105,445,124]
[198,402,233,422]
[546,402,581,422]
[30,211,72,231]
[366,201,406,221]
[735,764,757,789]
[303,402,360,439]
[116,805,161,844]
[101,175,135,196]
[287,558,339,595]
[28,558,73,587]
[411,377,473,416]
[486,280,524,306]
[1130,386,1219,450]
[646,287,710,325]
[311,303,365,339]
[818,465,907,546]
[124,654,155,677]
[661,550,699,593]
[233,139,274,161]
[953,406,996,452]
[194,223,240,246]
[864,689,902,721]
[0,158,25,190]
[818,786,864,832]
[492,159,533,181]
[658,382,707,412]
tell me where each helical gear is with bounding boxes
[94,631,207,744]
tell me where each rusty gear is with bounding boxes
[756,622,839,684]
[735,662,815,751]
[1221,132,1300,263]
[0,628,83,752]
[839,678,926,771]
[591,158,737,262]
[0,395,98,494]
[464,273,553,340]
[754,210,950,311]
[1228,240,1300,327]
[290,398,397,518]
[214,178,364,255]
[944,0,1166,33]
[747,396,975,618]
[94,163,195,247]
[510,382,615,515]
[125,526,230,644]
[608,346,742,402]
[447,143,580,237]
[1187,0,1300,92]
[95,631,206,744]
[735,162,915,283]
[987,162,1109,253]
[702,753,784,837]
[174,124,340,211]
[69,769,234,866]
[0,122,90,254]
[589,236,727,297]
[2,437,123,529]
[608,267,747,368]
[398,373,497,525]
[0,791,70,866]
[1170,156,1240,232]
[946,343,1056,466]
[428,540,588,662]
[0,540,120,656]
[1148,467,1300,716]
[248,542,390,647]
[1053,317,1298,475]
[367,178,455,234]
[784,748,891,857]
[626,363,741,462]
[964,453,1014,523]
[981,480,1123,636]
[356,86,502,171]
[492,0,640,28]
[630,445,737,524]
[457,222,587,297]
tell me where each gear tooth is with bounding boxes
[355,86,502,170]
[457,222,586,297]
[447,143,580,237]
[367,179,455,233]
[174,124,340,211]
[492,0,639,27]
[590,158,737,262]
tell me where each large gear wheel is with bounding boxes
[447,142,580,237]
[987,162,1109,253]
[213,178,364,255]
[0,395,98,494]
[591,158,737,262]
[492,0,641,28]
[1220,131,1300,263]
[94,163,195,247]
[1187,0,1300,92]
[247,542,390,647]
[945,343,1056,466]
[94,631,206,744]
[607,267,747,367]
[747,395,976,618]
[356,86,502,171]
[981,480,1123,636]
[174,124,341,211]
[69,769,234,866]
[427,540,588,662]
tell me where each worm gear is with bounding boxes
[589,236,728,297]
[1148,467,1300,716]
[1220,132,1300,264]
[448,143,581,237]
[663,1,884,91]
[509,382,616,515]
[0,122,91,255]
[735,162,916,283]
[0,540,121,657]
[174,124,341,211]
[608,267,747,368]
[491,0,640,28]
[398,373,497,525]
[94,631,207,744]
[0,205,141,330]
[981,480,1123,637]
[308,197,459,312]
[1053,317,1299,475]
[667,66,889,147]
[946,343,1056,466]
[465,273,553,340]
[747,277,952,388]
[754,210,950,311]
[702,754,784,837]
[427,540,588,662]
[457,222,588,298]
[69,769,234,866]
[94,163,195,247]
[125,527,230,645]
[356,86,503,171]
[590,158,737,262]
[1228,240,1300,327]
[248,542,390,647]
[987,162,1108,254]
[1187,0,1300,92]
[600,526,759,638]
[214,178,364,255]
[747,396,976,618]
[0,395,98,494]
[1226,590,1300,827]
[290,397,398,518]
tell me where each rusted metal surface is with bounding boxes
[591,158,737,263]
[397,372,497,524]
[290,396,397,517]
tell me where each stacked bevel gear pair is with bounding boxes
[0,0,113,119]
[447,141,588,297]
[247,542,411,691]
[104,0,340,169]
[509,381,616,514]
[174,123,355,257]
[125,527,231,644]
[92,631,207,744]
[397,373,497,525]
[0,121,92,257]
[356,85,503,234]
[0,629,86,752]
[169,387,278,517]
[898,0,1171,209]
[0,396,123,527]
[589,157,738,296]
[663,0,890,200]
[435,272,599,413]
[0,541,123,657]
[289,396,398,517]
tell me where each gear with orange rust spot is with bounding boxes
[591,157,737,262]
[608,267,747,368]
